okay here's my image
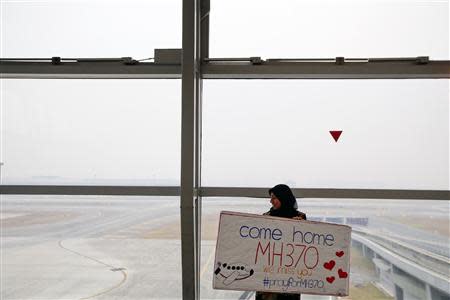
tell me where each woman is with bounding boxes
[256,184,307,300]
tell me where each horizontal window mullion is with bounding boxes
[0,185,180,196]
[201,187,450,200]
[202,61,450,79]
[1,60,449,79]
[0,61,181,79]
[1,185,448,200]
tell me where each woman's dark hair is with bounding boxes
[268,184,299,218]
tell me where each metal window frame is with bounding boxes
[1,186,448,200]
[179,0,209,298]
[1,60,449,79]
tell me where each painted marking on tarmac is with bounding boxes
[81,270,127,300]
[58,240,128,299]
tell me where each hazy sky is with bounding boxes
[1,0,449,190]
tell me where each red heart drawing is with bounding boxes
[323,260,336,271]
[336,251,344,257]
[326,276,335,284]
[338,268,348,278]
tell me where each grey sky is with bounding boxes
[0,0,181,58]
[1,0,448,59]
[202,80,449,190]
[0,0,449,189]
[211,0,449,60]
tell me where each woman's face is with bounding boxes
[270,193,282,210]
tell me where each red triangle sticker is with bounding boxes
[329,130,342,142]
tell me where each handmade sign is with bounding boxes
[213,211,351,296]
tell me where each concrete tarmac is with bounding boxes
[1,195,448,299]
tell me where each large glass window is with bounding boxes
[0,79,181,185]
[1,195,181,299]
[202,80,449,190]
[1,1,449,299]
[210,0,449,60]
[1,0,181,57]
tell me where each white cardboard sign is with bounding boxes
[213,211,351,296]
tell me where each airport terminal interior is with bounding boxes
[0,0,449,299]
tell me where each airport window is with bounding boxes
[1,0,449,299]
[0,79,181,185]
[210,0,449,59]
[202,80,449,190]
